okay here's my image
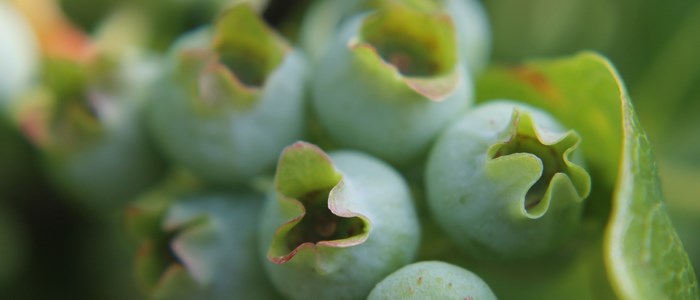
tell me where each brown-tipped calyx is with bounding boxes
[350,3,460,101]
[267,142,370,264]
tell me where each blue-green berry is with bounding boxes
[259,142,420,300]
[148,4,307,186]
[426,100,591,261]
[312,4,472,166]
[368,261,497,300]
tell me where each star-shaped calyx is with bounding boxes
[175,4,289,110]
[14,57,119,151]
[267,142,370,264]
[348,3,460,101]
[487,109,591,218]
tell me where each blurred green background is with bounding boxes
[1,0,698,298]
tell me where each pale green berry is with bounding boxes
[312,4,472,166]
[299,0,491,74]
[259,142,420,300]
[426,100,591,260]
[368,261,497,300]
[128,183,279,300]
[148,4,307,186]
[12,53,165,211]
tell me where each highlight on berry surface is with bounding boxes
[299,0,491,74]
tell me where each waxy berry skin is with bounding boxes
[148,5,307,187]
[129,188,280,300]
[311,5,473,166]
[299,0,491,75]
[426,100,591,261]
[259,142,421,300]
[12,54,166,211]
[368,261,497,300]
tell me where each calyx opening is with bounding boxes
[285,188,366,251]
[212,5,286,88]
[135,229,185,291]
[218,50,269,87]
[489,110,583,213]
[20,58,108,147]
[46,59,97,118]
[155,231,184,274]
[269,142,370,264]
[359,5,457,77]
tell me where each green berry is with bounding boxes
[128,183,279,300]
[13,54,165,211]
[259,142,420,300]
[426,100,591,260]
[148,4,307,186]
[312,4,472,166]
[299,0,491,74]
[368,261,497,300]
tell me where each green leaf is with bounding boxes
[475,52,698,299]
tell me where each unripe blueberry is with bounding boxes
[312,4,472,166]
[148,4,307,186]
[259,142,421,300]
[426,100,591,261]
[128,184,278,300]
[300,0,491,74]
[368,261,497,300]
[13,54,165,211]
